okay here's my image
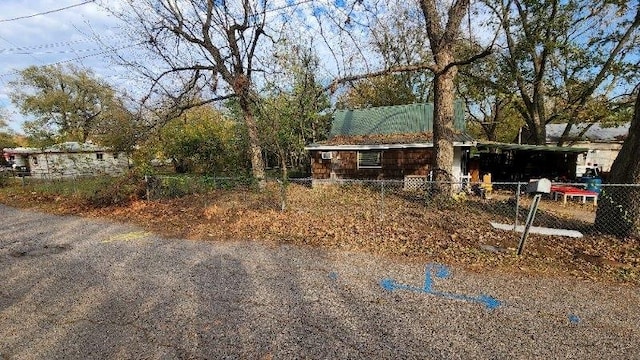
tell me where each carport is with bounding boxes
[475,142,588,182]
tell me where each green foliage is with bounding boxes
[87,171,147,207]
[0,171,10,188]
[7,172,145,206]
[9,64,136,148]
[157,104,247,175]
[0,118,18,159]
[257,90,330,176]
[129,144,158,176]
[242,42,331,178]
[457,42,526,142]
[484,0,639,144]
[337,75,422,109]
[91,106,142,153]
[145,174,255,199]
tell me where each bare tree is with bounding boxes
[327,0,493,193]
[114,0,272,185]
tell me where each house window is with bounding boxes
[32,156,38,165]
[96,153,104,161]
[113,153,118,159]
[357,151,382,169]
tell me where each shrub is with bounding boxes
[87,171,147,207]
[0,170,10,188]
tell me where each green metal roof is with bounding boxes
[330,102,466,137]
[477,142,588,153]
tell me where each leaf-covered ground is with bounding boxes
[1,182,639,285]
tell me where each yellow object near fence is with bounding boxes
[480,173,493,198]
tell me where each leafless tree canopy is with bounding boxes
[114,0,280,182]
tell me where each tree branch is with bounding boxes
[440,46,493,74]
[325,62,437,93]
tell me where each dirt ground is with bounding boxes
[3,204,640,359]
[0,182,638,285]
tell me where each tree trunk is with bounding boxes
[523,107,547,145]
[532,113,546,145]
[238,95,266,188]
[432,52,457,195]
[594,91,640,238]
[280,153,288,181]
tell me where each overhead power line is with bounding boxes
[10,48,105,55]
[0,41,144,79]
[0,39,91,53]
[0,0,96,23]
[264,0,314,14]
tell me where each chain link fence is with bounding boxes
[144,175,638,238]
[139,176,640,235]
[283,179,640,235]
[5,172,636,238]
[144,174,254,200]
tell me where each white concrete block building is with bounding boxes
[3,142,129,179]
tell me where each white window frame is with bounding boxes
[357,151,382,169]
[96,153,104,161]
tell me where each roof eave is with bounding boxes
[305,141,476,151]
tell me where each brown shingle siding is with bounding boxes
[310,149,433,180]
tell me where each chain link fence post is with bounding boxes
[144,175,151,201]
[380,180,385,221]
[514,182,522,230]
[278,179,287,212]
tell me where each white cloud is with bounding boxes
[0,0,129,131]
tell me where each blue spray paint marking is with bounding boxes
[380,263,502,310]
[568,314,581,324]
[328,272,339,281]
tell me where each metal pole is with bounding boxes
[517,193,542,256]
[144,175,150,201]
[281,180,286,212]
[514,183,521,230]
[380,180,385,221]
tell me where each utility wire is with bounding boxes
[263,0,314,14]
[0,39,90,53]
[0,34,44,65]
[9,48,105,55]
[0,41,144,79]
[0,0,96,23]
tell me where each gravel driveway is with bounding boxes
[1,204,639,359]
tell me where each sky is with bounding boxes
[0,0,362,134]
[0,1,133,132]
[0,0,503,135]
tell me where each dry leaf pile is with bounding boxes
[1,183,639,284]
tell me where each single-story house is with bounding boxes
[475,142,588,182]
[304,102,476,187]
[2,142,129,179]
[546,122,629,177]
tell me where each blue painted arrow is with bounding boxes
[380,264,502,310]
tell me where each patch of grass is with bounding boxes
[0,171,146,208]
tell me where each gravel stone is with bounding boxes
[0,204,639,359]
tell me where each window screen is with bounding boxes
[357,151,382,168]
